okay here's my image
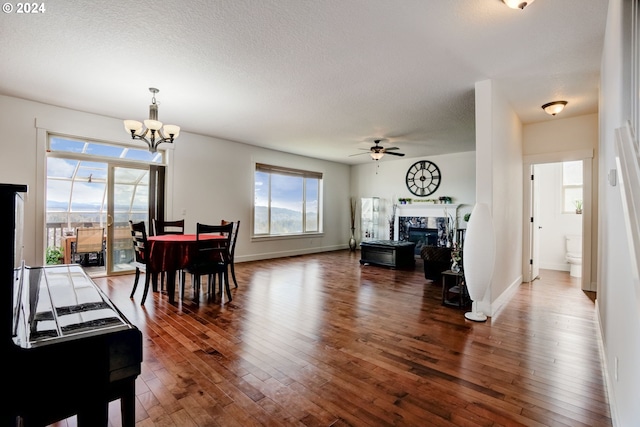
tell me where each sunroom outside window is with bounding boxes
[254,163,322,236]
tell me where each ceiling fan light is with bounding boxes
[371,152,384,160]
[503,0,534,9]
[542,100,568,116]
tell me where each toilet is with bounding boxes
[565,235,582,278]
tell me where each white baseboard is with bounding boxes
[539,263,570,272]
[489,275,523,319]
[236,245,346,263]
[596,302,619,427]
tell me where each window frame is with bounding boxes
[561,160,583,214]
[253,163,323,239]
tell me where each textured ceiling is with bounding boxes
[0,0,608,164]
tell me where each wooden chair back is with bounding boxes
[152,218,185,236]
[128,221,148,266]
[221,220,240,259]
[193,222,233,269]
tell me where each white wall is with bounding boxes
[349,152,476,242]
[475,79,524,317]
[598,1,640,425]
[535,162,583,272]
[0,94,352,265]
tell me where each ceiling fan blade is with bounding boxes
[385,151,405,156]
[349,152,370,157]
[384,147,400,151]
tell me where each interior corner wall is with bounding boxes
[475,79,524,317]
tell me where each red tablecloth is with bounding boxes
[147,234,225,303]
[148,234,224,273]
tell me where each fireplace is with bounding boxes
[398,219,446,255]
[393,204,460,254]
[408,227,438,246]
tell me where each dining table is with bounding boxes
[147,233,225,303]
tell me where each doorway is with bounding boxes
[45,135,162,276]
[533,162,583,275]
[523,151,594,291]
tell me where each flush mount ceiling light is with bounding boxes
[542,100,568,116]
[503,0,535,9]
[123,88,180,153]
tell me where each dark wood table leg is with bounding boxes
[166,270,177,303]
[151,272,159,292]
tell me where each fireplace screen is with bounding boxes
[398,216,449,254]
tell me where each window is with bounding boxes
[562,160,583,213]
[254,163,322,236]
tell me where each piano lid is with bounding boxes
[13,264,136,349]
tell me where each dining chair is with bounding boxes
[184,222,233,303]
[151,218,186,291]
[152,218,185,236]
[73,227,105,266]
[221,220,240,288]
[128,220,151,305]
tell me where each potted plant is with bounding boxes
[46,245,64,265]
[575,199,583,214]
[398,198,412,205]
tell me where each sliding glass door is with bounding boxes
[107,165,150,275]
[45,135,164,276]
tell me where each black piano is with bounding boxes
[2,184,142,426]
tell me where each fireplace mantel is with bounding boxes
[394,203,460,240]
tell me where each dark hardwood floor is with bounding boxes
[50,251,611,427]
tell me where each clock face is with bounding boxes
[405,160,441,196]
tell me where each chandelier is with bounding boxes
[123,88,180,153]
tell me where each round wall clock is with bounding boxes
[405,160,441,196]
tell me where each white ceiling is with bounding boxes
[0,0,608,164]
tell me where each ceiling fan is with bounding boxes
[349,139,406,161]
